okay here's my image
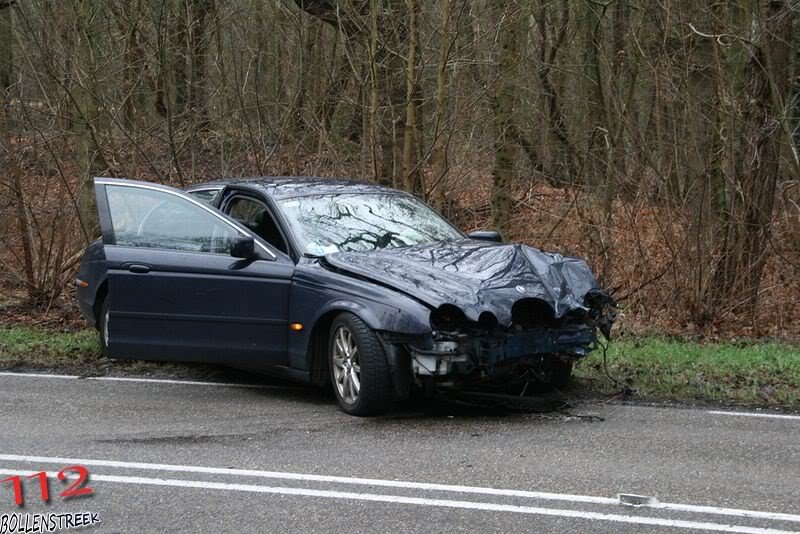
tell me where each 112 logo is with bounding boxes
[1,466,93,506]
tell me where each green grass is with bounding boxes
[576,337,800,406]
[0,326,101,369]
[1,326,798,407]
[0,325,211,377]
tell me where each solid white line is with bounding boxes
[0,372,78,380]
[0,371,294,390]
[708,410,800,421]
[0,454,798,524]
[0,470,792,534]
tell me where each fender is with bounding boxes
[312,299,385,332]
[75,239,109,327]
[287,271,433,372]
[312,298,431,334]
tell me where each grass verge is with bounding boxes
[0,325,218,378]
[575,337,800,407]
[0,326,100,368]
[1,326,798,408]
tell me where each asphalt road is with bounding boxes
[0,371,798,533]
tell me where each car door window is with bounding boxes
[227,197,288,254]
[105,185,240,254]
[187,188,221,204]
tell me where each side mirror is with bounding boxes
[230,236,256,259]
[468,230,503,243]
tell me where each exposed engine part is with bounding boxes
[412,353,469,376]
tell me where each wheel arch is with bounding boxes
[306,302,384,388]
[93,279,109,328]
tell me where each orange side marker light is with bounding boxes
[290,323,304,332]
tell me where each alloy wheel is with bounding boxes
[102,308,110,347]
[331,325,361,404]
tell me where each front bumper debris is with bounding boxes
[406,324,597,379]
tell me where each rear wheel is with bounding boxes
[97,297,110,357]
[328,313,392,416]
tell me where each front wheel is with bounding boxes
[328,313,392,416]
[549,359,573,389]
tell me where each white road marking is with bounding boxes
[0,470,793,534]
[0,454,798,524]
[0,371,77,380]
[708,410,800,421]
[0,371,295,390]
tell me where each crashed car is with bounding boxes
[76,177,615,415]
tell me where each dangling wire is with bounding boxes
[598,337,634,399]
[598,337,620,389]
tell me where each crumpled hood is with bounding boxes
[323,240,603,326]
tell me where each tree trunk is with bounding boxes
[430,0,452,207]
[121,0,145,132]
[378,41,407,186]
[0,0,11,90]
[317,30,345,135]
[368,0,379,181]
[402,0,422,196]
[189,0,214,130]
[172,2,189,114]
[491,5,520,239]
[712,0,795,317]
[584,2,611,192]
[75,0,108,237]
[609,0,629,195]
[535,0,576,184]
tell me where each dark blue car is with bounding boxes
[76,177,615,415]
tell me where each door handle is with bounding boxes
[127,264,151,274]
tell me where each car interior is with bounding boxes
[228,197,289,255]
[251,211,288,254]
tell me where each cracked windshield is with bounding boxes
[280,194,464,255]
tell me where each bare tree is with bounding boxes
[0,0,797,332]
[712,0,796,314]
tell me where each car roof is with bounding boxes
[184,176,400,200]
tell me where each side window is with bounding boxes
[227,197,288,254]
[105,185,241,254]
[187,188,221,204]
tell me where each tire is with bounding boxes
[550,359,573,388]
[328,313,392,416]
[97,297,110,357]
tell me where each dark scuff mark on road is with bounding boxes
[94,433,264,445]
[93,427,325,445]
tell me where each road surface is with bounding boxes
[0,371,798,533]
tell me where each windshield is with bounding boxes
[279,193,464,255]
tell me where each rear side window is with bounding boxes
[105,185,240,254]
[187,188,220,204]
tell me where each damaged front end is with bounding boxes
[402,291,616,393]
[323,240,617,396]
